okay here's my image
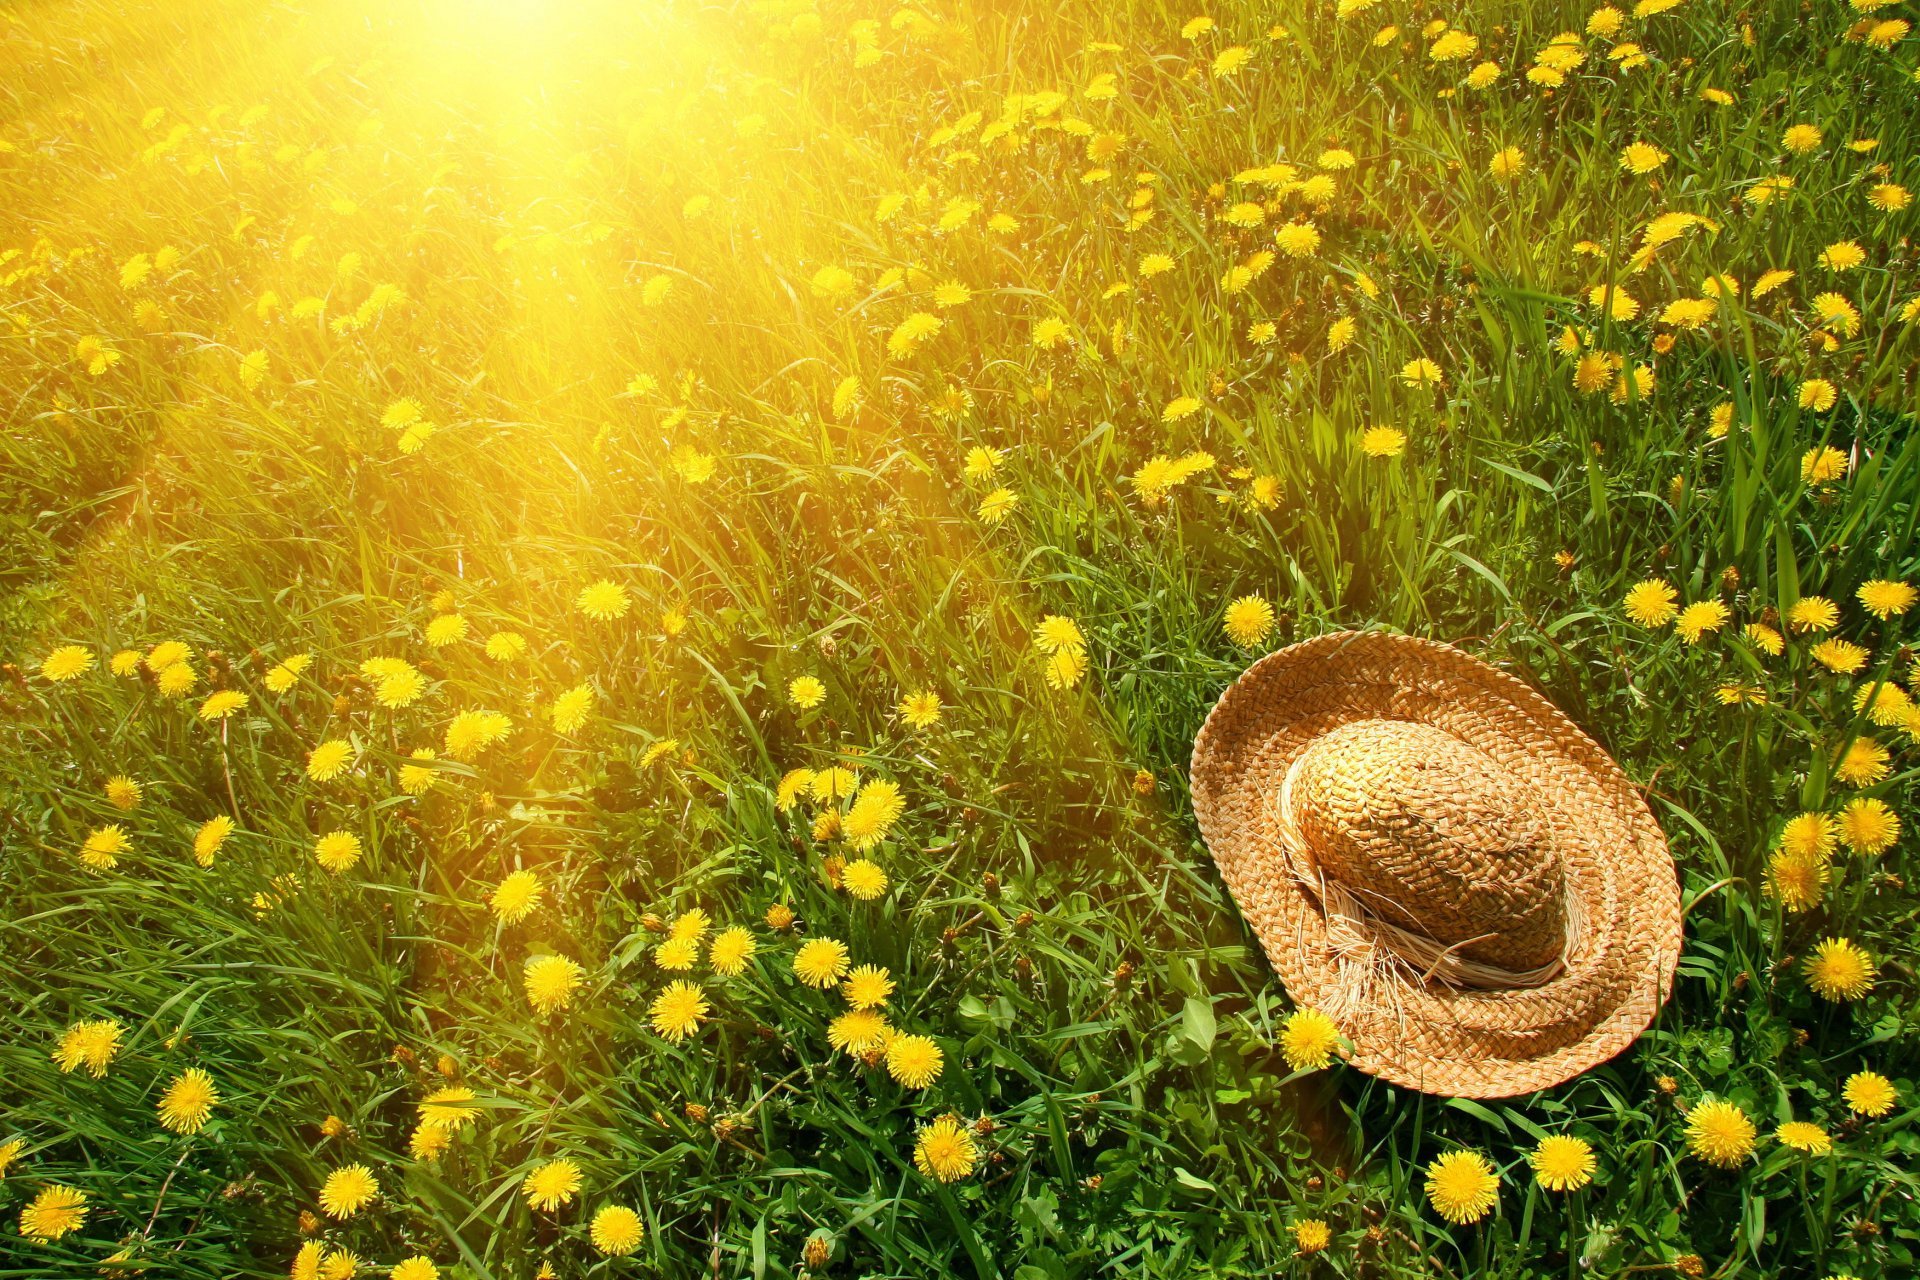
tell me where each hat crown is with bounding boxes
[1292,719,1567,971]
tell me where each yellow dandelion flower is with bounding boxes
[575,580,630,620]
[398,748,438,795]
[1782,123,1823,154]
[1774,1121,1831,1155]
[1857,579,1915,620]
[103,775,141,811]
[978,487,1019,524]
[842,778,906,851]
[1834,736,1889,787]
[78,825,128,871]
[417,1087,481,1132]
[648,980,710,1041]
[1685,1099,1756,1167]
[52,1019,122,1076]
[1278,1007,1342,1071]
[524,954,584,1015]
[913,1115,978,1182]
[843,964,895,1009]
[1852,681,1911,726]
[424,614,467,648]
[1838,797,1899,855]
[1674,600,1731,644]
[1360,425,1407,458]
[1273,221,1321,257]
[1818,241,1865,272]
[1619,141,1668,174]
[1786,597,1839,633]
[1624,579,1678,627]
[708,927,756,977]
[314,831,363,874]
[1810,638,1868,674]
[590,1205,646,1256]
[484,631,527,661]
[549,684,594,735]
[19,1184,88,1241]
[39,646,94,682]
[306,739,354,782]
[794,937,850,988]
[898,690,943,728]
[1529,1135,1596,1191]
[886,1033,944,1088]
[1292,1219,1332,1253]
[443,710,511,761]
[490,870,543,923]
[1843,1070,1897,1117]
[522,1158,583,1212]
[1044,646,1089,690]
[1779,811,1838,860]
[199,689,248,721]
[788,675,827,709]
[1804,938,1876,1001]
[319,1165,378,1219]
[1744,622,1785,656]
[1424,1150,1499,1223]
[191,815,234,868]
[1766,848,1829,913]
[1401,357,1443,388]
[826,1005,888,1055]
[157,1068,219,1134]
[653,937,698,971]
[264,656,309,694]
[1223,595,1276,648]
[842,859,889,899]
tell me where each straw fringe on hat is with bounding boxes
[1189,631,1681,1098]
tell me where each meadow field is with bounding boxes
[1,0,1917,1275]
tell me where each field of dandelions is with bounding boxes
[2,0,1917,1275]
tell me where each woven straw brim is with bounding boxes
[1190,631,1681,1098]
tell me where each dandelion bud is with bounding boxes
[802,1234,832,1269]
[641,912,666,933]
[982,872,1000,899]
[685,1102,708,1123]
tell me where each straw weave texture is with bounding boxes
[1189,631,1682,1098]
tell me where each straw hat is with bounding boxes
[1189,631,1681,1098]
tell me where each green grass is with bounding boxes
[1,0,1917,1275]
